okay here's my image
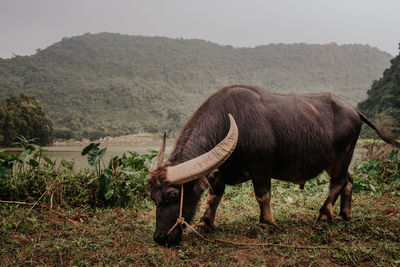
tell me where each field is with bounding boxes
[1,142,400,266]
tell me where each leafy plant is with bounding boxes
[0,138,88,206]
[100,150,156,206]
[81,143,157,206]
[81,143,107,176]
[353,143,400,194]
[0,150,18,178]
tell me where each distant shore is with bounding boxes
[52,133,166,147]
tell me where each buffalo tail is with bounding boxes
[358,111,400,148]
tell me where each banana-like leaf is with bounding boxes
[81,143,100,156]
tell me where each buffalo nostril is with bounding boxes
[153,233,167,245]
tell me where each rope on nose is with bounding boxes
[166,184,213,241]
[166,184,185,235]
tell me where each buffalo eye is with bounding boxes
[149,189,162,205]
[164,187,179,202]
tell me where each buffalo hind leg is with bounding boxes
[319,155,354,221]
[339,172,353,220]
[318,181,344,221]
[252,177,276,226]
[196,171,225,231]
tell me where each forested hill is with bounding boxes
[358,48,400,136]
[0,32,392,139]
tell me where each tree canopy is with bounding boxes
[358,45,400,137]
[0,93,53,146]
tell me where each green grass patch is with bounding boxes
[1,141,399,265]
[1,184,399,266]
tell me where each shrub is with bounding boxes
[81,143,157,207]
[353,143,400,194]
[0,140,157,208]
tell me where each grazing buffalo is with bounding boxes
[147,85,400,246]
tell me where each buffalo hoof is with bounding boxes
[195,220,214,232]
[316,213,333,223]
[338,212,352,221]
[258,222,268,228]
[258,220,277,228]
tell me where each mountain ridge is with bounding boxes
[0,32,392,139]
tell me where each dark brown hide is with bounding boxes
[167,85,361,183]
[149,85,400,246]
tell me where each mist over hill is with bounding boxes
[0,33,392,139]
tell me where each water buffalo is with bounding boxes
[147,85,400,246]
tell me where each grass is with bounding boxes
[1,177,399,266]
[1,142,399,266]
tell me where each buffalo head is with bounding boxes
[147,114,238,246]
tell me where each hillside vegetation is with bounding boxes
[358,47,400,137]
[0,33,392,139]
[0,94,53,146]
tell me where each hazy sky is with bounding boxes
[1,0,399,58]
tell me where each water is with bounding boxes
[3,145,171,170]
[3,145,363,170]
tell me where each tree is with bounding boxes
[0,93,53,146]
[358,51,400,137]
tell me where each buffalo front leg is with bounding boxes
[252,177,276,226]
[196,171,225,231]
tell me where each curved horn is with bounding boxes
[151,131,167,171]
[166,114,238,184]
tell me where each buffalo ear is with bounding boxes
[147,165,167,187]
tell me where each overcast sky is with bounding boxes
[1,0,399,59]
